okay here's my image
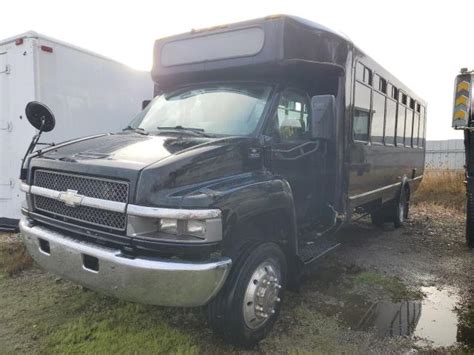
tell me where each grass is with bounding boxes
[43,302,199,354]
[0,233,33,277]
[413,170,465,211]
[0,236,416,354]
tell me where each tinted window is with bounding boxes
[413,112,420,147]
[401,93,407,105]
[274,89,310,142]
[385,99,397,145]
[377,76,387,93]
[405,109,413,147]
[356,62,365,82]
[420,106,426,147]
[356,62,372,85]
[353,82,371,141]
[392,86,399,100]
[371,91,385,143]
[364,67,372,85]
[396,104,406,145]
[161,27,265,66]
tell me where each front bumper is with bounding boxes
[19,218,231,307]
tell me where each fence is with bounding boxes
[425,139,465,171]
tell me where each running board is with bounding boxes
[297,237,341,264]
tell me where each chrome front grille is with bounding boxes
[33,170,129,231]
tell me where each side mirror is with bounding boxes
[20,102,56,180]
[310,95,335,140]
[25,101,56,132]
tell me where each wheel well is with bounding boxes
[223,209,295,261]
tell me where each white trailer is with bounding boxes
[0,31,153,230]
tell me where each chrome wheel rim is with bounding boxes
[243,260,282,329]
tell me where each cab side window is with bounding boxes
[273,89,310,142]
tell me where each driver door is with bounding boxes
[267,88,326,224]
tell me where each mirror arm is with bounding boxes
[20,118,45,180]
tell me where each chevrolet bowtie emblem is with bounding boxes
[58,189,83,207]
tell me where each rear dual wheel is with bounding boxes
[371,186,409,228]
[207,242,287,346]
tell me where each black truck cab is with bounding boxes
[19,15,426,345]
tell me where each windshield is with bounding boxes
[129,83,273,136]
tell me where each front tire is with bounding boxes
[207,243,287,346]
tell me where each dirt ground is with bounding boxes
[0,203,473,354]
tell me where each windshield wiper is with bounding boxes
[157,126,211,137]
[123,126,149,135]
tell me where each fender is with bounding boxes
[215,175,297,256]
[163,171,298,258]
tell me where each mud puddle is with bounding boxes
[303,260,473,350]
[343,286,473,349]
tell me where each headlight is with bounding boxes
[158,219,206,238]
[127,215,221,243]
[185,220,206,237]
[159,218,179,234]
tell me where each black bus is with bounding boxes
[20,15,426,345]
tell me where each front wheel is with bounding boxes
[207,243,287,346]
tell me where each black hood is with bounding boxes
[29,132,257,205]
[38,133,210,169]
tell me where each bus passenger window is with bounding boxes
[356,62,365,82]
[354,110,370,141]
[396,103,406,145]
[371,91,385,143]
[391,86,399,100]
[353,82,371,141]
[385,99,396,145]
[413,111,420,147]
[405,108,413,147]
[376,75,387,94]
[420,106,426,147]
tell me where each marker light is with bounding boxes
[40,45,53,53]
[453,76,471,128]
[457,81,470,93]
[455,95,469,107]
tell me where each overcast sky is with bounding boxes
[2,0,473,140]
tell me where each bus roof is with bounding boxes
[151,15,425,105]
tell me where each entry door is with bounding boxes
[268,88,326,223]
[0,51,13,201]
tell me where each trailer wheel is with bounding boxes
[393,186,409,228]
[207,242,287,346]
[466,183,474,248]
